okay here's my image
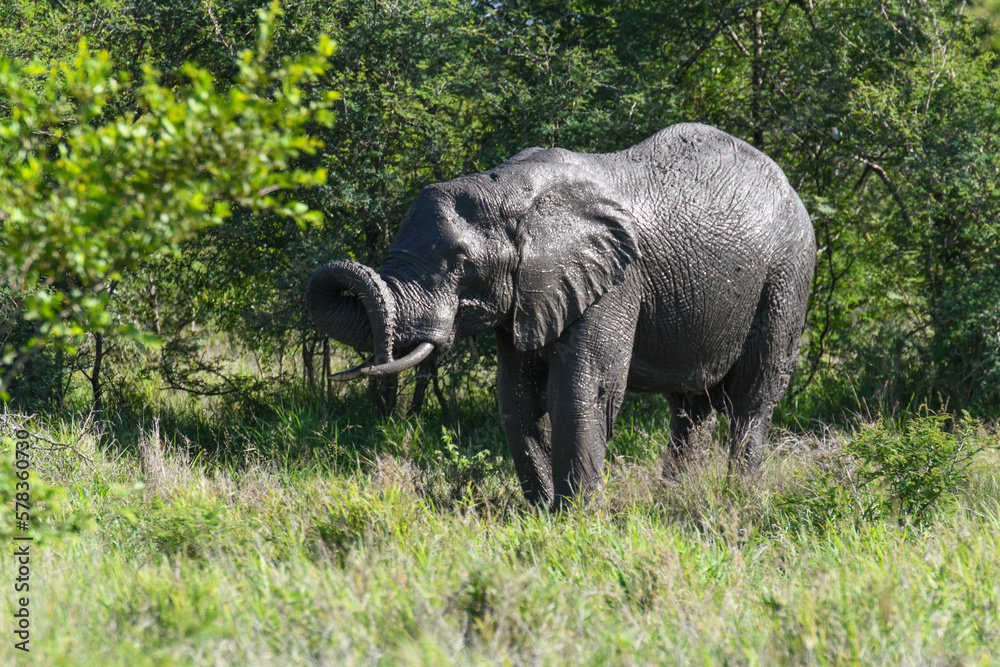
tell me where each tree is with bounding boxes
[0,2,335,402]
[6,0,1000,423]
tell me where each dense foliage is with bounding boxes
[2,0,1000,421]
[0,2,334,405]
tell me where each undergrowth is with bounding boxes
[1,392,998,665]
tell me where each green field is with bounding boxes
[2,391,997,665]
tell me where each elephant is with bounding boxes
[306,123,816,508]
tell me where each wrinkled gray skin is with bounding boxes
[307,124,815,509]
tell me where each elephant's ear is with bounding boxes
[511,164,640,351]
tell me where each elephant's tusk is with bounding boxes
[361,342,435,377]
[330,355,375,382]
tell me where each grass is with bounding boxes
[1,388,999,665]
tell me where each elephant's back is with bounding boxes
[602,124,809,392]
[610,124,800,240]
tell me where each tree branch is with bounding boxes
[854,156,914,228]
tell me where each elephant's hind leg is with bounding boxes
[663,392,717,478]
[723,262,810,472]
[496,328,554,505]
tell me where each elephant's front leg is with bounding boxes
[547,299,638,509]
[496,328,554,505]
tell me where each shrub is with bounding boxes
[846,410,992,526]
[774,468,859,534]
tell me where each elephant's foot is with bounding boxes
[661,445,692,480]
[726,412,771,475]
[663,393,717,479]
[518,465,555,508]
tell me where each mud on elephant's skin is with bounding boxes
[307,123,816,509]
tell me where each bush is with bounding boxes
[846,410,993,526]
[774,468,860,534]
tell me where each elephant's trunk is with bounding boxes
[305,260,436,380]
[305,260,397,367]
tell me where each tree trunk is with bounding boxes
[302,332,315,388]
[92,331,104,414]
[150,277,162,336]
[408,358,437,416]
[323,337,331,398]
[370,375,398,416]
[751,2,766,148]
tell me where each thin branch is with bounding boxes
[203,1,237,59]
[0,412,98,472]
[256,184,285,197]
[854,155,914,228]
[724,23,752,57]
[674,18,731,85]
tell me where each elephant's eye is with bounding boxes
[451,249,470,270]
[458,256,482,285]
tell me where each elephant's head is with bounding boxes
[306,150,641,379]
